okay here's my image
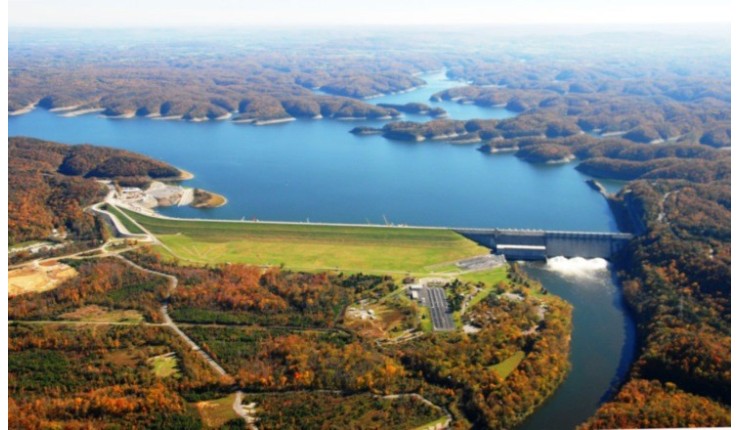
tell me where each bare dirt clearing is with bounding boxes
[8,261,77,296]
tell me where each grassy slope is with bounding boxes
[121,208,489,273]
[105,204,145,234]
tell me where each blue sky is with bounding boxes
[9,0,732,27]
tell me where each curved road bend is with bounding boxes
[111,256,229,374]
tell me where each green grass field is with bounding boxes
[490,351,525,379]
[412,415,450,430]
[104,204,145,234]
[459,266,508,288]
[59,305,144,323]
[194,394,240,428]
[120,208,489,274]
[419,307,434,332]
[462,266,509,310]
[149,354,180,378]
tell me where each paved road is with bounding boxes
[114,255,255,426]
[112,255,229,376]
[422,287,456,331]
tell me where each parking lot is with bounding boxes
[420,286,456,331]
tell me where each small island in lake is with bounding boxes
[377,102,447,117]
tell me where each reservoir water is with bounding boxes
[8,72,617,231]
[8,71,634,429]
[370,70,518,122]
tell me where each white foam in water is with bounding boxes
[545,256,610,279]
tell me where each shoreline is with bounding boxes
[191,190,229,208]
[49,105,82,112]
[544,154,577,165]
[175,168,195,181]
[151,114,184,121]
[9,104,36,116]
[158,167,195,182]
[254,117,296,126]
[107,171,229,211]
[103,111,137,119]
[62,108,105,117]
[9,105,405,125]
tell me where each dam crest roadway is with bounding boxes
[107,197,632,261]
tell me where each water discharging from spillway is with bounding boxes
[517,257,636,430]
[545,256,610,280]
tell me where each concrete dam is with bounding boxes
[454,228,633,260]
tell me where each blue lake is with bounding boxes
[8,82,617,232]
[371,70,518,122]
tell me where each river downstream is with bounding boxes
[8,71,635,429]
[519,259,636,430]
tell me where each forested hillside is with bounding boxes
[580,176,730,428]
[9,137,181,244]
[9,252,573,429]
